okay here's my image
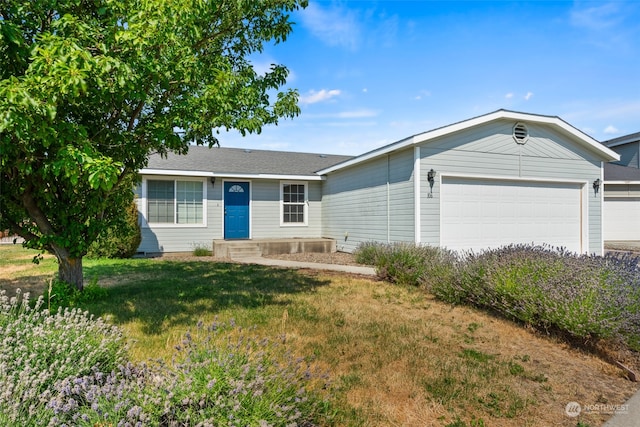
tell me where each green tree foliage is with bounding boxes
[86,196,141,259]
[0,0,305,289]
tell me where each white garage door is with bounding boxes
[441,177,583,253]
[603,197,640,240]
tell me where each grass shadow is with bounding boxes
[81,260,331,335]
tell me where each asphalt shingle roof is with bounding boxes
[603,132,640,147]
[145,146,353,177]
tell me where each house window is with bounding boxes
[281,182,307,225]
[147,179,204,224]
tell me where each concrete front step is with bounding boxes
[227,245,262,259]
[213,238,336,259]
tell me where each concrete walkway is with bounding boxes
[602,388,640,427]
[232,256,377,276]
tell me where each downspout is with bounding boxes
[387,155,391,243]
[599,160,604,255]
[414,146,421,244]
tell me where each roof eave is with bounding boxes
[603,132,640,148]
[140,168,324,181]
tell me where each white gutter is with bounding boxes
[140,169,325,181]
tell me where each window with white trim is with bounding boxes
[147,179,204,224]
[281,182,307,225]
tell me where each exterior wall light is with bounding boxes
[427,169,436,184]
[427,169,436,198]
[593,178,601,195]
[210,176,216,186]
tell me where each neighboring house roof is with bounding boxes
[318,109,620,174]
[603,131,640,148]
[604,162,640,183]
[142,146,354,180]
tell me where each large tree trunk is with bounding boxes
[21,189,85,290]
[57,254,84,291]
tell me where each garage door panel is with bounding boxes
[603,197,640,240]
[442,178,582,253]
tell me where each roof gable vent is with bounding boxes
[513,123,529,144]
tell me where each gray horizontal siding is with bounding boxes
[605,183,640,197]
[388,150,415,243]
[138,177,322,253]
[138,178,220,253]
[419,120,604,254]
[251,180,323,239]
[322,150,415,252]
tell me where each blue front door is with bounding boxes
[224,182,250,239]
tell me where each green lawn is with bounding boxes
[0,245,635,427]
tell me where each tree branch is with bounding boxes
[128,100,145,131]
[6,218,40,244]
[21,186,55,236]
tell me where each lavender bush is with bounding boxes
[355,242,457,288]
[0,291,331,427]
[0,289,126,425]
[0,289,332,426]
[363,243,640,351]
[445,245,640,349]
[45,320,334,426]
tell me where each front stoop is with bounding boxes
[213,238,336,259]
[227,243,262,259]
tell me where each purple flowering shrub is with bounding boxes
[445,245,640,349]
[1,289,332,426]
[362,242,640,351]
[43,320,333,426]
[354,242,457,288]
[0,289,126,425]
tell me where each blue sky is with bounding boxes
[221,1,640,155]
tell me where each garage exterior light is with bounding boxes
[427,168,436,198]
[593,178,601,195]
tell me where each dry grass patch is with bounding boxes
[285,274,637,427]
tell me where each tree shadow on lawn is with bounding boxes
[82,260,331,335]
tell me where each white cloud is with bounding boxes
[300,2,360,50]
[570,2,624,31]
[415,90,432,101]
[300,89,341,105]
[604,125,619,134]
[505,93,514,99]
[336,109,378,119]
[300,109,379,120]
[376,12,400,47]
[524,92,534,101]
